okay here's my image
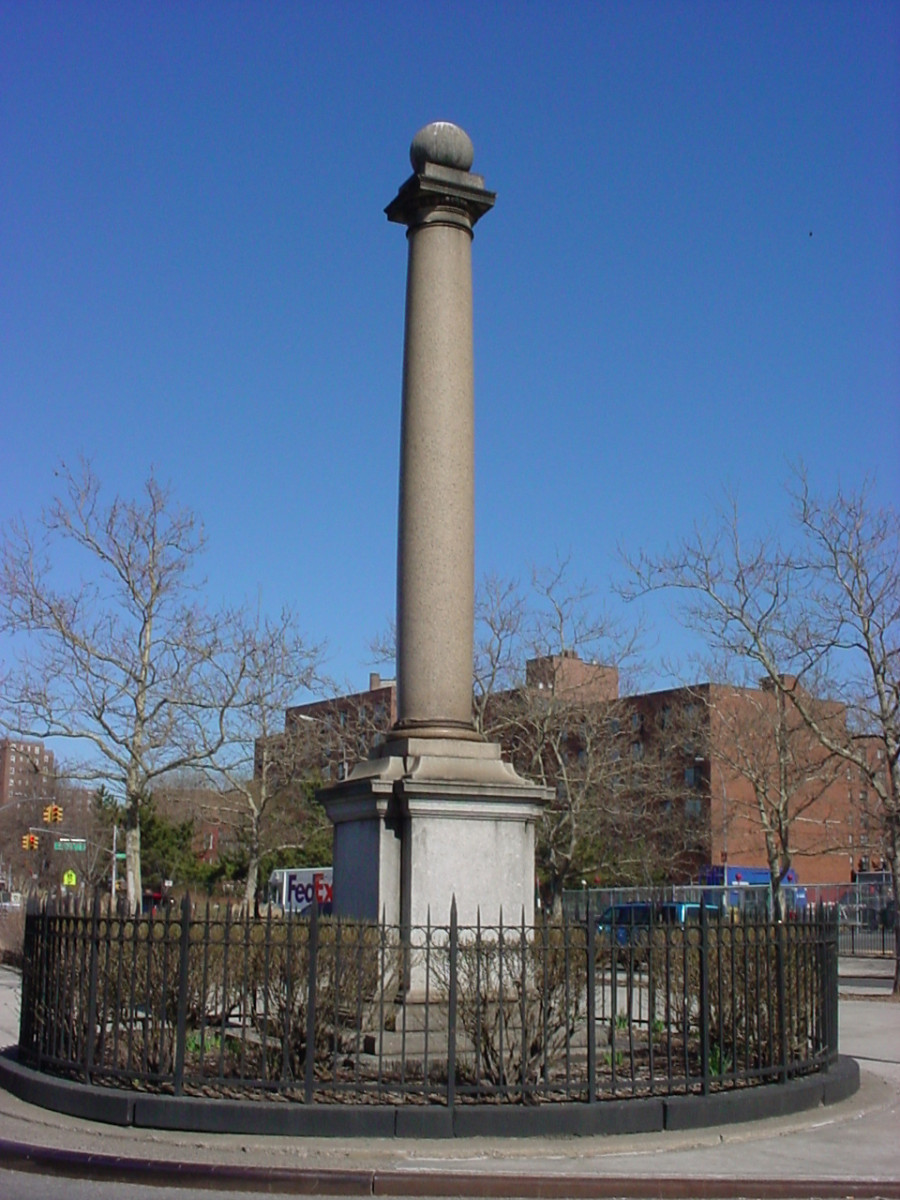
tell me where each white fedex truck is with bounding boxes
[267,866,333,914]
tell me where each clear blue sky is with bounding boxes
[2,1,898,696]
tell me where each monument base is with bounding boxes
[319,737,550,930]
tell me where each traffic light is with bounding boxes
[43,805,53,824]
[21,835,29,850]
[51,805,63,823]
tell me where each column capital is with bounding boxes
[385,161,496,229]
[386,122,495,229]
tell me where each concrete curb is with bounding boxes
[0,1047,859,1139]
[1,1136,899,1198]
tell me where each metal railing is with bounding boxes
[18,893,838,1105]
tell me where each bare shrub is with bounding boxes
[444,919,589,1093]
[0,907,25,968]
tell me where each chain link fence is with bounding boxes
[565,879,896,958]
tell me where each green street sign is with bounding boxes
[54,838,86,852]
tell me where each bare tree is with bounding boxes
[0,462,238,907]
[473,575,527,737]
[474,562,686,911]
[705,681,846,915]
[204,608,322,907]
[623,502,833,912]
[790,478,899,987]
[624,480,900,986]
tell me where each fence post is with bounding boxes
[448,896,458,1111]
[775,919,788,1084]
[282,909,293,1085]
[18,899,36,1054]
[173,893,192,1095]
[542,911,550,1089]
[699,901,710,1095]
[36,894,54,1071]
[586,910,596,1103]
[304,901,319,1104]
[36,895,53,1069]
[84,889,102,1081]
[519,909,528,1102]
[825,905,839,1064]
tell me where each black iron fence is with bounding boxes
[18,894,838,1106]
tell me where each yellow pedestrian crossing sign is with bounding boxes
[62,869,77,887]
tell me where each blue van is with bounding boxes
[656,901,719,925]
[597,902,655,948]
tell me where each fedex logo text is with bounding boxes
[286,872,333,908]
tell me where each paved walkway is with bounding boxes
[0,961,897,1197]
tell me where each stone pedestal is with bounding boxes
[321,123,549,936]
[324,736,545,929]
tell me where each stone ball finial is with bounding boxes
[410,122,475,173]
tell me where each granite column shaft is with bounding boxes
[396,206,477,736]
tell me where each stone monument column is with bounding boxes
[320,124,550,937]
[386,123,493,740]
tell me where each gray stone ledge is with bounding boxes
[0,1052,135,1125]
[0,1048,859,1139]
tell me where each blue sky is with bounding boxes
[2,1,898,698]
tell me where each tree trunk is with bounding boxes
[762,826,786,920]
[244,815,261,912]
[125,795,142,909]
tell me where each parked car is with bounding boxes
[596,903,655,949]
[656,901,719,925]
[597,900,721,958]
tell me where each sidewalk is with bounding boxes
[0,961,897,1197]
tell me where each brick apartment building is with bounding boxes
[628,680,866,885]
[0,738,55,807]
[268,656,868,887]
[0,738,98,891]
